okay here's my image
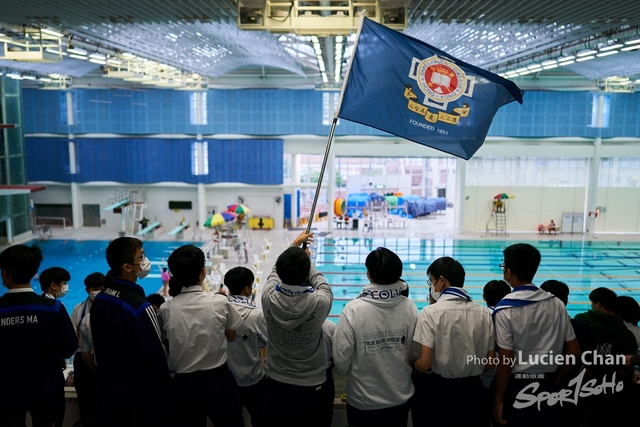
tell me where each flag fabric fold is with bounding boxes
[337,17,524,160]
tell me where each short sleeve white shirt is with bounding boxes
[414,297,495,379]
[158,286,243,374]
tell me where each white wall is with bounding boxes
[464,186,586,232]
[30,183,285,233]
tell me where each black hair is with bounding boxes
[84,272,105,290]
[168,245,205,289]
[275,246,311,285]
[503,243,541,283]
[589,287,618,312]
[163,267,167,272]
[168,276,182,297]
[365,247,403,285]
[0,245,43,285]
[540,280,570,306]
[147,293,166,309]
[106,237,143,275]
[224,266,255,295]
[615,296,640,325]
[426,257,465,288]
[39,266,71,293]
[483,280,511,307]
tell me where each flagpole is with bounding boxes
[302,13,367,249]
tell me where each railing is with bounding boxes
[35,216,73,229]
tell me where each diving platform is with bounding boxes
[136,221,162,239]
[103,199,130,211]
[168,222,189,238]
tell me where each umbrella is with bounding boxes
[227,204,251,215]
[494,193,515,200]
[204,212,236,227]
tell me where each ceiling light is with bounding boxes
[624,38,640,45]
[596,50,618,57]
[599,43,623,51]
[558,55,575,61]
[541,60,557,66]
[121,52,135,59]
[39,77,52,82]
[621,45,640,51]
[70,54,88,60]
[41,28,63,38]
[321,72,328,83]
[89,58,107,64]
[558,59,575,66]
[542,64,558,70]
[515,67,528,73]
[527,65,542,71]
[518,69,532,76]
[89,53,106,60]
[67,47,87,55]
[576,55,595,62]
[577,49,597,57]
[22,75,36,80]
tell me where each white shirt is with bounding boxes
[71,297,92,332]
[494,292,576,373]
[226,295,268,387]
[624,321,640,348]
[158,285,243,374]
[78,314,96,365]
[414,289,495,379]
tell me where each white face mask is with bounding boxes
[56,284,69,298]
[135,257,152,279]
[430,285,442,302]
[89,290,101,301]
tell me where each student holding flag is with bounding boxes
[492,244,580,426]
[412,256,495,427]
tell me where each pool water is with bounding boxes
[2,238,639,323]
[0,239,194,311]
[316,237,640,321]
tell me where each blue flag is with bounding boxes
[338,18,523,160]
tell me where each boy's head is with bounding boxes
[540,280,570,306]
[426,257,465,288]
[168,276,183,297]
[275,246,310,285]
[84,272,105,291]
[167,245,205,289]
[106,237,144,279]
[224,266,255,296]
[365,247,403,285]
[147,293,165,314]
[483,280,511,307]
[615,296,640,325]
[39,267,71,296]
[0,245,43,286]
[589,287,618,313]
[502,243,541,284]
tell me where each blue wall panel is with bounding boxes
[21,88,640,138]
[208,139,283,185]
[25,137,70,182]
[75,138,196,183]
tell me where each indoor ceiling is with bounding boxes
[1,0,640,91]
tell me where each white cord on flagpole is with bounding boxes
[334,11,367,119]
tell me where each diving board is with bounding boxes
[136,221,162,238]
[103,199,130,211]
[168,222,189,237]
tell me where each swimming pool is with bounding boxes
[0,239,192,311]
[316,237,640,320]
[2,238,639,322]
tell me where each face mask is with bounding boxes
[56,284,69,298]
[89,290,101,301]
[135,257,152,279]
[429,285,441,302]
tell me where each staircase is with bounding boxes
[132,203,145,234]
[486,210,507,235]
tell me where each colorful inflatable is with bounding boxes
[334,198,346,216]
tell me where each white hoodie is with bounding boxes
[261,260,333,386]
[332,281,417,410]
[226,295,268,387]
